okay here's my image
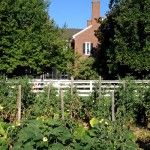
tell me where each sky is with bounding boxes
[48,0,110,29]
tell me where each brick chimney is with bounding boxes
[92,0,100,25]
[87,20,92,27]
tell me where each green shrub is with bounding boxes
[115,78,150,127]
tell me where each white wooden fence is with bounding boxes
[30,79,150,97]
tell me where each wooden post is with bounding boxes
[61,90,64,120]
[111,90,115,122]
[123,80,126,90]
[99,76,102,99]
[17,85,21,122]
[47,82,51,99]
[114,84,116,92]
[71,76,74,95]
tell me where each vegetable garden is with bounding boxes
[0,76,150,150]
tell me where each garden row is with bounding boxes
[0,76,150,149]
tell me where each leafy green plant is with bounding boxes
[115,78,150,127]
[0,76,37,122]
[87,118,139,150]
[0,120,9,150]
[0,76,18,122]
[12,118,74,150]
[28,86,60,118]
[0,76,149,150]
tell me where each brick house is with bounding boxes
[71,0,100,58]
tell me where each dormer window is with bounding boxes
[83,42,93,55]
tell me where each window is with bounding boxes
[83,42,93,55]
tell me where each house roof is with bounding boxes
[72,25,92,39]
[62,28,83,40]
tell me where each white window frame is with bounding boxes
[83,42,93,55]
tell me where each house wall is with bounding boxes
[74,25,98,58]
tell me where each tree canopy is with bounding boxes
[0,0,73,76]
[95,0,150,79]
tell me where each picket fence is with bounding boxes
[30,79,150,97]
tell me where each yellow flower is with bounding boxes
[0,105,3,110]
[99,119,104,123]
[36,116,45,121]
[105,121,108,125]
[43,137,48,142]
[16,122,21,126]
[54,114,59,119]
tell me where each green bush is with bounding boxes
[28,86,60,118]
[115,78,150,127]
[0,76,18,122]
[0,76,36,122]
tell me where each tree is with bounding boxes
[0,0,72,76]
[95,0,150,79]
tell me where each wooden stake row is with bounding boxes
[17,76,116,122]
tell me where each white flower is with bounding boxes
[43,137,48,142]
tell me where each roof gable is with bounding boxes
[72,25,92,39]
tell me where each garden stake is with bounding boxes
[17,85,21,122]
[47,82,51,99]
[70,76,74,118]
[111,90,115,121]
[71,76,74,95]
[123,80,126,90]
[99,76,102,99]
[61,90,64,120]
[98,76,102,109]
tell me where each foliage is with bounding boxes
[0,117,138,150]
[95,0,150,79]
[0,76,18,122]
[0,76,36,122]
[73,57,99,80]
[17,77,36,110]
[0,120,10,149]
[80,95,111,122]
[11,118,73,150]
[0,0,73,76]
[28,86,60,118]
[88,118,138,150]
[115,77,150,127]
[0,77,149,149]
